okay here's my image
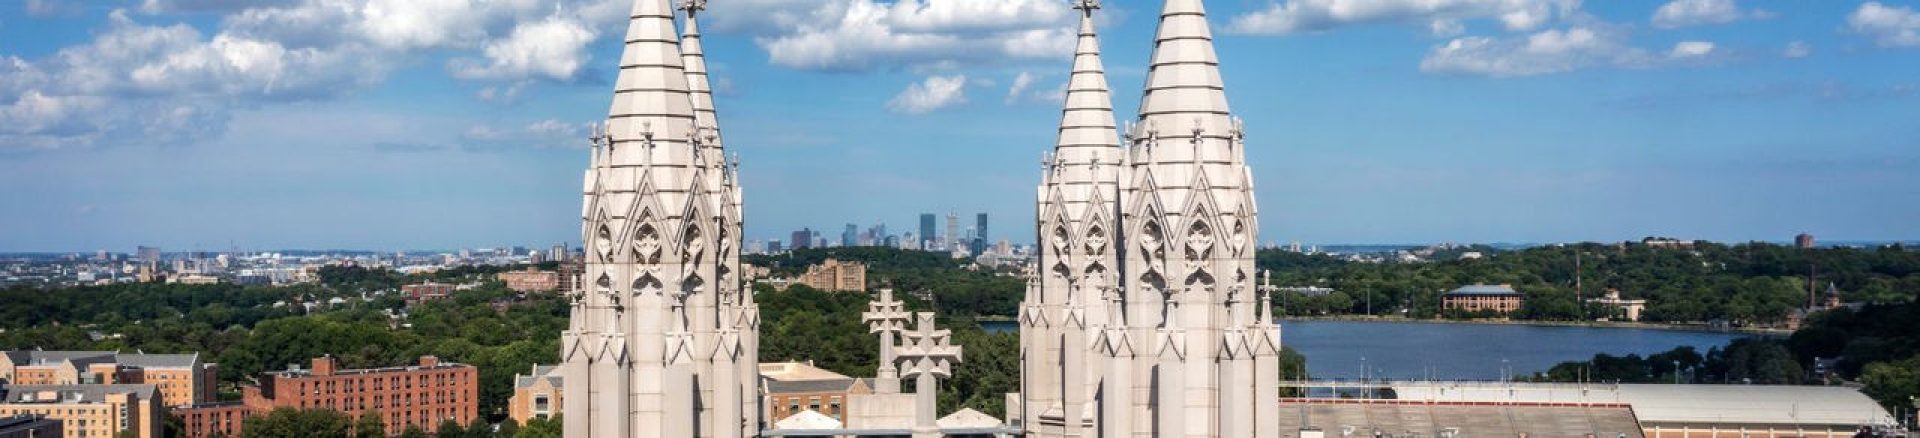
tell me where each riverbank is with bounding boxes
[1276,315,1791,337]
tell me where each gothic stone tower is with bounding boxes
[1021,0,1283,437]
[562,0,759,436]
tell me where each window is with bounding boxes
[534,395,550,413]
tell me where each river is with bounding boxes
[979,319,1752,380]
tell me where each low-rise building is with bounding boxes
[1588,289,1649,321]
[496,268,559,293]
[174,355,477,438]
[1443,284,1525,314]
[0,414,61,438]
[759,362,873,424]
[402,282,454,305]
[0,384,164,438]
[0,351,218,407]
[1387,381,1901,437]
[507,365,562,424]
[170,402,248,438]
[796,258,867,292]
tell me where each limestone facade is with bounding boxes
[560,0,759,436]
[1019,1,1284,437]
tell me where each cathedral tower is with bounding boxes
[1022,0,1281,436]
[563,0,757,436]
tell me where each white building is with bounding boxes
[1018,0,1284,437]
[560,0,758,436]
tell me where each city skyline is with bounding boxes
[3,0,1919,251]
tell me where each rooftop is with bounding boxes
[1446,284,1520,296]
[758,361,851,382]
[0,383,159,405]
[514,364,563,389]
[3,350,200,369]
[1386,381,1898,427]
[1275,399,1643,437]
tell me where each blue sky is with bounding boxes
[1,0,1916,252]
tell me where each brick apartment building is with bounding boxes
[0,384,164,438]
[1,351,218,407]
[796,258,867,292]
[402,283,455,305]
[174,355,477,438]
[1444,284,1527,314]
[496,268,560,293]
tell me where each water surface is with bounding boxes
[981,319,1750,380]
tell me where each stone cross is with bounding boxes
[896,312,963,438]
[862,288,911,393]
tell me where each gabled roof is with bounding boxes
[514,364,563,389]
[937,408,1003,428]
[772,409,841,430]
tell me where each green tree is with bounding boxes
[514,416,561,438]
[1860,356,1920,417]
[240,408,350,438]
[353,411,386,438]
[434,419,466,438]
[399,425,428,438]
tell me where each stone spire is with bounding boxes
[1025,0,1277,436]
[679,0,724,168]
[1025,1,1119,436]
[565,0,758,436]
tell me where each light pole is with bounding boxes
[1672,360,1681,384]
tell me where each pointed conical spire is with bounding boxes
[1055,0,1121,165]
[608,0,698,167]
[1133,0,1245,230]
[1044,0,1122,244]
[679,0,724,167]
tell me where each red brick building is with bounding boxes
[174,355,477,438]
[402,283,454,305]
[496,268,559,293]
[1444,284,1526,315]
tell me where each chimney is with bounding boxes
[419,356,440,368]
[311,355,338,376]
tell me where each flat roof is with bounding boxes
[1276,399,1644,437]
[1385,382,1898,427]
[1447,285,1521,296]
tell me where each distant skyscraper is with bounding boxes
[792,228,814,250]
[919,214,936,250]
[768,239,784,253]
[1796,233,1815,249]
[137,246,161,264]
[974,212,989,255]
[550,243,568,262]
[842,223,859,247]
[944,211,959,251]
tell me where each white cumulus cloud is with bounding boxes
[1228,0,1580,35]
[1651,0,1766,29]
[1005,71,1035,104]
[1849,2,1920,48]
[888,74,967,114]
[451,14,598,81]
[2,0,632,151]
[1420,26,1660,77]
[1668,41,1715,58]
[755,0,1077,71]
[1782,40,1811,58]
